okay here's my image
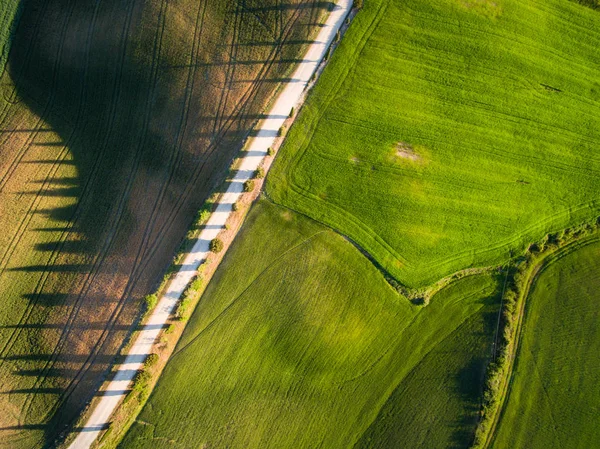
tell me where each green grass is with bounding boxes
[0,1,329,447]
[119,199,499,449]
[490,239,600,449]
[268,0,600,288]
[0,0,20,73]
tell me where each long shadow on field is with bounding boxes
[447,290,502,449]
[0,0,328,447]
[353,283,501,449]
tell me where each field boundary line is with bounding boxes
[66,2,352,448]
[475,232,600,449]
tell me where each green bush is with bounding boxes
[256,167,265,179]
[210,238,224,253]
[197,208,211,224]
[267,147,275,157]
[177,297,191,320]
[277,125,286,137]
[190,276,203,291]
[145,353,159,368]
[133,370,152,390]
[232,202,240,212]
[289,107,294,117]
[144,294,158,312]
[243,179,255,192]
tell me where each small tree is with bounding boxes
[243,179,255,192]
[197,208,211,224]
[133,370,151,390]
[144,293,158,312]
[210,238,224,253]
[190,275,203,291]
[289,107,294,117]
[145,353,159,368]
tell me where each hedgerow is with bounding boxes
[472,217,600,448]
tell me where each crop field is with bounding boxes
[0,0,20,74]
[268,0,600,288]
[0,0,330,447]
[490,239,600,449]
[119,199,500,449]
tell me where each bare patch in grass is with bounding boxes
[395,142,421,162]
[460,0,502,18]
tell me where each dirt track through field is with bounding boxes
[67,1,352,447]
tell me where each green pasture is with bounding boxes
[0,0,20,73]
[119,200,500,449]
[490,239,600,449]
[268,0,600,288]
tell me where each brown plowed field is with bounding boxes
[0,1,329,447]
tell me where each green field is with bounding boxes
[268,0,600,288]
[119,200,500,449]
[490,239,600,449]
[0,0,20,74]
[0,1,328,447]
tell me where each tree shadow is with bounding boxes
[0,0,330,446]
[447,291,502,448]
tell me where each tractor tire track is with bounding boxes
[55,0,308,415]
[29,0,175,416]
[131,0,308,279]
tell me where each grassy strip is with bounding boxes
[472,217,600,448]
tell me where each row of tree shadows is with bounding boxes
[0,0,333,447]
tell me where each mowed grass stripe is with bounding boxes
[119,200,499,449]
[490,239,600,449]
[268,0,600,288]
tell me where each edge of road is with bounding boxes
[65,1,353,448]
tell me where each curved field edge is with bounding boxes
[267,0,600,288]
[117,199,500,449]
[489,238,600,449]
[472,223,600,448]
